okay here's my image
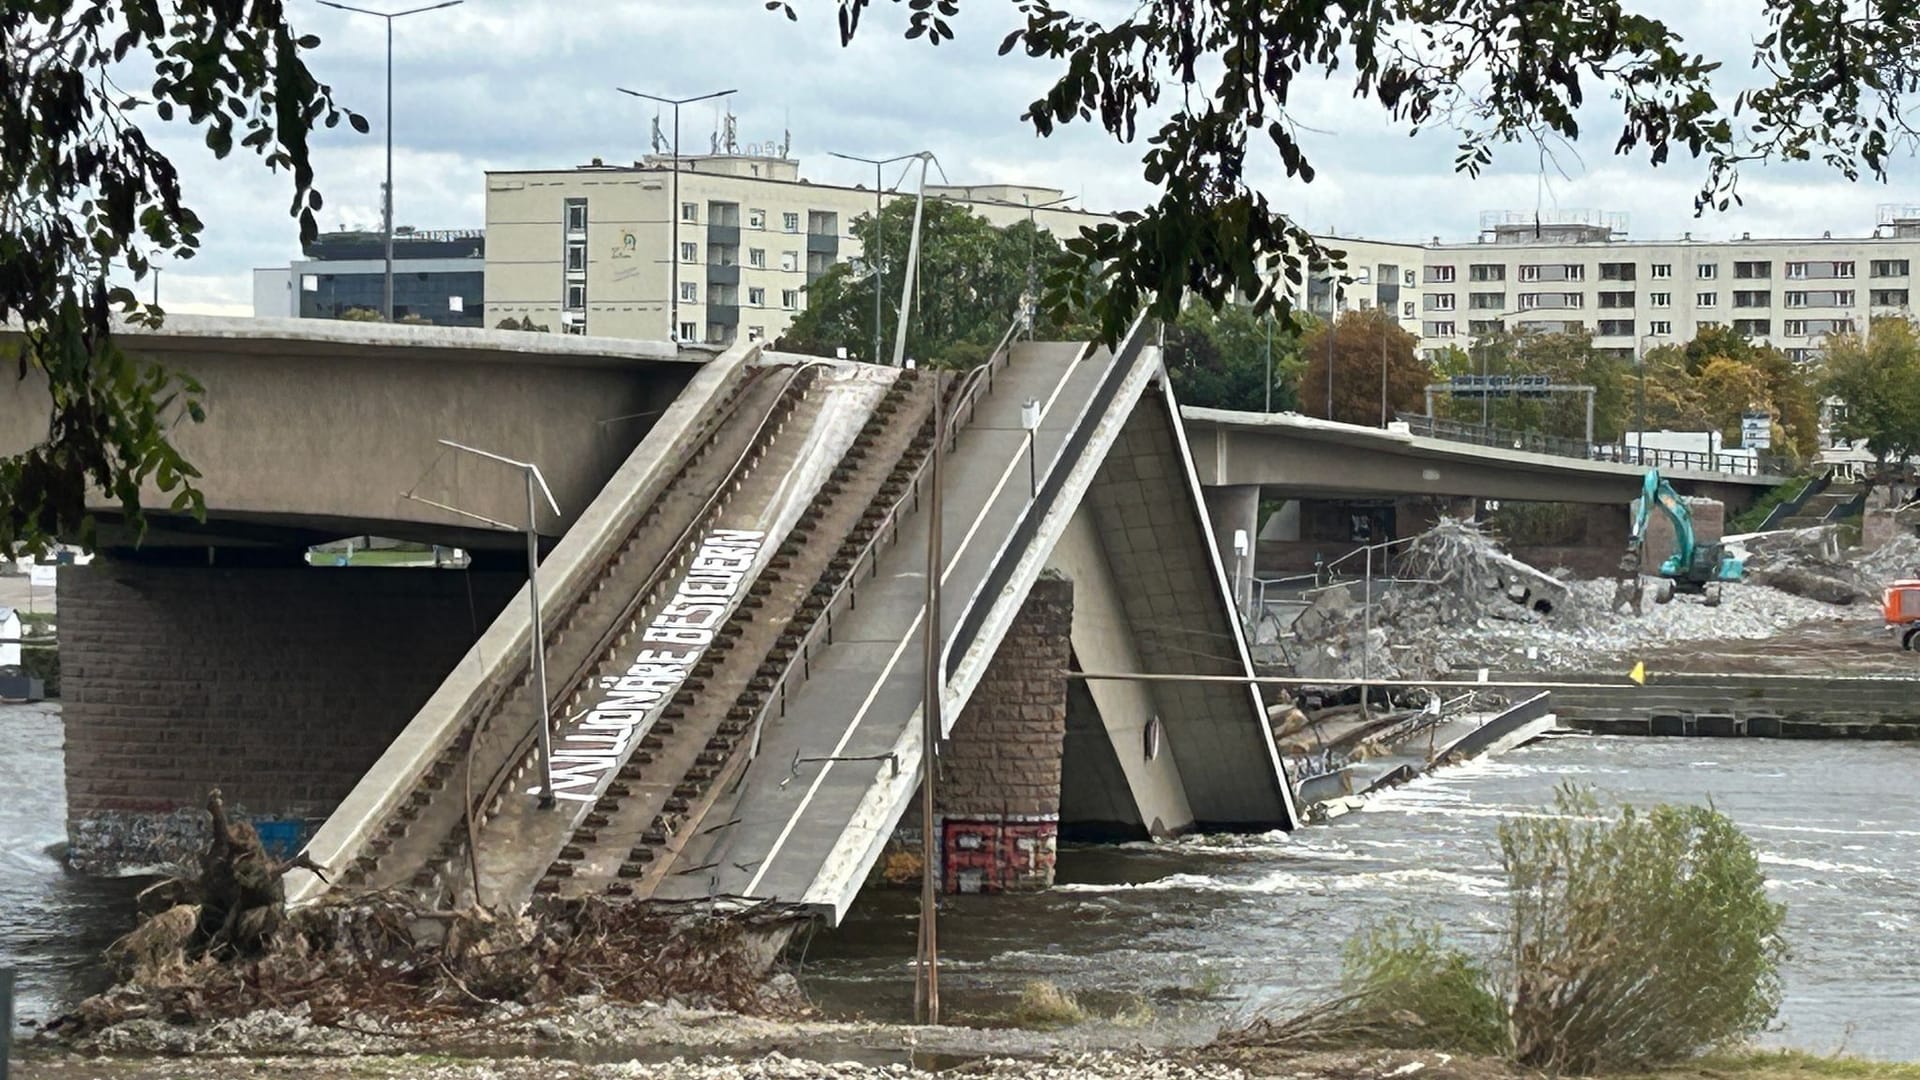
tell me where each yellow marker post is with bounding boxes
[1629,661,1647,686]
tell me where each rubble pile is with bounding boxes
[1286,518,1864,680]
[1741,526,1920,603]
[1289,519,1570,682]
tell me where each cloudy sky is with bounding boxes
[145,0,1920,315]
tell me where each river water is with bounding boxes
[6,703,1918,1058]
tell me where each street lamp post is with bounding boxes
[1636,332,1659,465]
[890,152,945,368]
[1019,193,1074,339]
[618,86,738,343]
[317,0,465,323]
[829,151,918,364]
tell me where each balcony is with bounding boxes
[707,263,740,286]
[707,223,740,248]
[707,303,740,327]
[806,232,838,255]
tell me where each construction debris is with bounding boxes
[1282,517,1875,681]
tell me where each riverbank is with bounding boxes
[14,1041,1920,1080]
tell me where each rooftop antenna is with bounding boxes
[781,105,791,158]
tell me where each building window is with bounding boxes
[782,289,798,309]
[1872,259,1909,277]
[680,281,697,302]
[780,250,799,272]
[1873,288,1910,306]
[1787,347,1818,363]
[747,325,765,342]
[1785,319,1808,336]
[1599,262,1636,281]
[565,283,585,310]
[1649,320,1673,336]
[1786,261,1808,279]
[1518,293,1540,309]
[1518,265,1540,282]
[564,321,586,336]
[1733,290,1769,308]
[1425,293,1456,311]
[680,241,698,263]
[1469,292,1506,310]
[1650,263,1673,279]
[1469,264,1505,282]
[1835,261,1857,278]
[1403,269,1417,288]
[749,247,767,268]
[749,208,767,229]
[1696,263,1717,279]
[565,242,586,272]
[1425,321,1456,337]
[565,199,587,234]
[1403,300,1416,318]
[782,212,800,233]
[1734,260,1770,279]
[1697,291,1717,307]
[1785,291,1808,307]
[1425,265,1455,284]
[681,202,698,222]
[1834,290,1856,306]
[1598,291,1634,309]
[1733,319,1772,336]
[1596,319,1634,337]
[1468,319,1503,335]
[678,321,696,341]
[1648,291,1671,308]
[748,286,766,306]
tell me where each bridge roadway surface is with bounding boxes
[656,340,1111,918]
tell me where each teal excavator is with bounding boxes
[1613,468,1745,613]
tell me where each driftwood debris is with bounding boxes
[122,788,328,968]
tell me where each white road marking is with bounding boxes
[741,345,1093,896]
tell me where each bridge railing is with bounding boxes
[744,313,1025,764]
[1395,412,1785,477]
[944,314,1153,686]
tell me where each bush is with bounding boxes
[1500,786,1786,1073]
[1225,786,1785,1072]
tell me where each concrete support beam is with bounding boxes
[1202,484,1261,616]
[1045,507,1194,838]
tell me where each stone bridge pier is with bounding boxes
[58,550,524,872]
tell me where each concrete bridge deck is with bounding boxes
[1182,407,1783,507]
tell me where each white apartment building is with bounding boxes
[1415,208,1920,363]
[484,149,1110,348]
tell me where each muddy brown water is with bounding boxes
[6,703,1920,1059]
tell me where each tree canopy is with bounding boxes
[1164,302,1301,413]
[775,198,1081,367]
[1824,317,1920,469]
[1299,308,1426,427]
[4,2,359,554]
[1643,326,1821,461]
[788,1,1920,344]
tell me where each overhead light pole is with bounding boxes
[618,86,737,343]
[318,0,465,323]
[829,150,918,364]
[890,151,945,368]
[1018,193,1074,339]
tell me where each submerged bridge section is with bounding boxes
[288,323,1294,922]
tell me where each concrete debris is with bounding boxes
[1288,520,1571,683]
[1285,518,1865,680]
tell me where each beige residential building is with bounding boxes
[484,150,1109,349]
[1415,208,1920,362]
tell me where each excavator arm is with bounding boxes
[1615,468,1742,612]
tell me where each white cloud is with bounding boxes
[128,0,1920,309]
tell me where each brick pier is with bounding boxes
[878,576,1074,894]
[59,554,520,872]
